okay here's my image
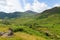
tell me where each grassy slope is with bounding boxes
[0,26,48,40]
[0,7,60,40]
[35,7,60,35]
[21,7,60,40]
[0,32,46,40]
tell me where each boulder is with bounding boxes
[2,28,14,37]
[7,28,13,36]
[0,32,4,36]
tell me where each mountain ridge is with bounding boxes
[36,7,60,19]
[0,10,37,19]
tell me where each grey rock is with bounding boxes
[7,28,13,36]
[0,32,4,36]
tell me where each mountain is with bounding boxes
[0,7,60,40]
[33,7,60,39]
[22,7,60,39]
[25,10,37,14]
[36,7,60,19]
[0,11,37,19]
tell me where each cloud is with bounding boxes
[0,0,48,13]
[32,0,48,12]
[24,0,48,13]
[24,3,32,11]
[23,0,31,11]
[53,4,60,7]
[0,0,24,13]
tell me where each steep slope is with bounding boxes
[21,7,60,40]
[37,7,60,19]
[32,7,60,39]
[35,7,60,28]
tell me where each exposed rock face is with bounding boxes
[0,32,4,36]
[7,28,13,36]
[0,28,14,37]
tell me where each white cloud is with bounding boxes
[0,0,48,13]
[24,0,48,13]
[24,3,32,11]
[32,0,48,12]
[0,0,24,13]
[53,4,60,7]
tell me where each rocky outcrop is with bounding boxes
[0,32,4,36]
[0,28,14,37]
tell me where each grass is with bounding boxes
[0,25,52,40]
[0,7,60,40]
[0,27,47,40]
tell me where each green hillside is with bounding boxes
[0,7,60,40]
[25,7,60,40]
[15,7,60,40]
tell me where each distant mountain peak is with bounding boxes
[26,10,34,12]
[25,10,37,14]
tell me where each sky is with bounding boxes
[0,0,60,13]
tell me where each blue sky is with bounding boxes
[19,0,60,7]
[38,0,60,7]
[20,0,60,12]
[0,0,60,13]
